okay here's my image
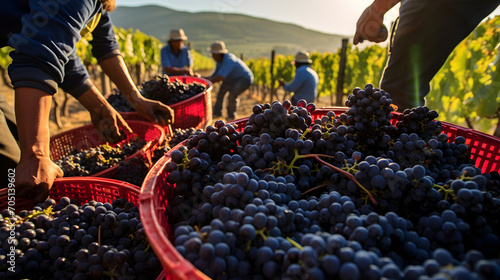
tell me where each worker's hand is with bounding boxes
[14,87,63,203]
[77,86,133,144]
[131,96,175,126]
[90,105,133,144]
[278,78,286,87]
[353,5,388,45]
[16,155,64,203]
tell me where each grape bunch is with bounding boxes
[395,106,443,139]
[129,86,500,279]
[170,127,204,148]
[54,139,146,177]
[112,157,150,187]
[105,89,135,112]
[387,132,471,172]
[107,75,207,112]
[324,84,396,157]
[244,99,314,139]
[185,120,241,162]
[0,197,162,280]
[140,75,207,106]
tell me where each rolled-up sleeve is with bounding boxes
[89,11,120,62]
[59,50,92,98]
[7,0,99,95]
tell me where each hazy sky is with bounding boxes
[115,0,401,36]
[115,1,500,38]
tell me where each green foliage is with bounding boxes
[426,16,500,131]
[246,45,387,100]
[192,51,215,71]
[75,27,213,71]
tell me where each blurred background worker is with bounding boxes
[353,0,500,111]
[205,40,254,120]
[279,51,319,105]
[160,28,195,76]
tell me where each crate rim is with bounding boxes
[0,177,141,212]
[50,120,165,177]
[120,75,213,113]
[50,120,165,144]
[140,152,210,280]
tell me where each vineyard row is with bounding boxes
[0,18,499,135]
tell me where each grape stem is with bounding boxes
[98,225,102,246]
[301,183,328,197]
[433,184,454,200]
[299,128,310,140]
[4,206,54,226]
[287,149,377,204]
[286,237,303,250]
[256,229,268,241]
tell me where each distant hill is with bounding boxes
[110,5,349,59]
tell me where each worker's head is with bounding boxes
[292,50,312,68]
[168,29,188,51]
[99,0,116,12]
[209,40,228,62]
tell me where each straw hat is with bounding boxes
[169,28,188,41]
[292,50,312,64]
[209,40,229,54]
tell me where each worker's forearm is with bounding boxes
[15,88,53,159]
[371,0,401,14]
[208,75,224,83]
[99,55,143,102]
[163,66,191,75]
[77,85,110,114]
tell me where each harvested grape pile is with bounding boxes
[0,197,162,280]
[110,127,203,186]
[54,138,146,177]
[162,84,500,279]
[107,75,208,112]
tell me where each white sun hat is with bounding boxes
[292,50,312,64]
[169,28,188,41]
[209,40,229,54]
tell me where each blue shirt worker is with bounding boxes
[206,40,254,120]
[0,0,174,202]
[160,28,195,76]
[279,51,319,105]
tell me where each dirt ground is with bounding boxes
[1,76,340,136]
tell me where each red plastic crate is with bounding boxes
[140,107,500,280]
[50,120,165,177]
[0,177,162,278]
[439,121,500,173]
[120,76,213,131]
[0,177,140,214]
